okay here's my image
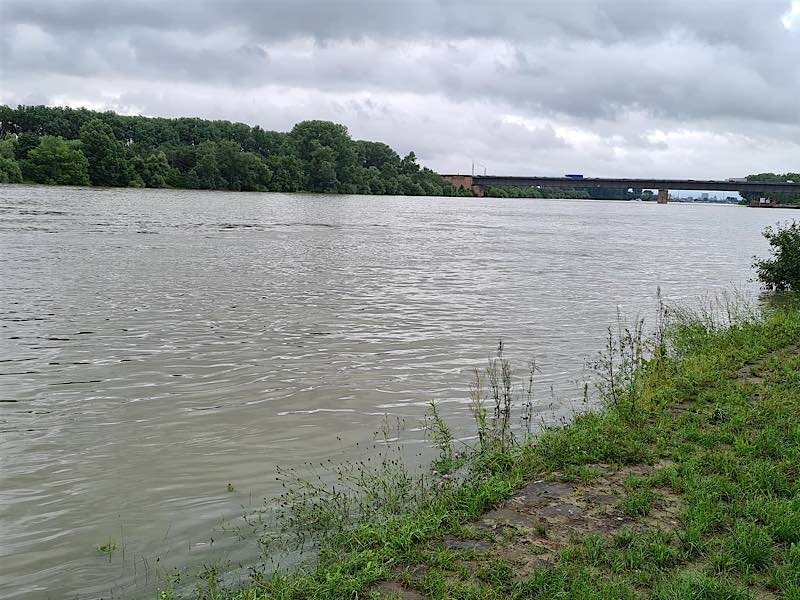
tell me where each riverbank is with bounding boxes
[172,300,800,600]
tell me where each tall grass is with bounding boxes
[243,294,727,568]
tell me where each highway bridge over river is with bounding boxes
[442,175,800,206]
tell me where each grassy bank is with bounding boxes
[168,300,800,600]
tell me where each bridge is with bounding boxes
[441,174,800,206]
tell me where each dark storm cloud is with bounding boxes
[2,0,791,45]
[1,0,798,176]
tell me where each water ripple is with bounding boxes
[0,184,778,599]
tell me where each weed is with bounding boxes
[590,307,662,422]
[534,521,548,538]
[468,340,532,455]
[425,400,460,475]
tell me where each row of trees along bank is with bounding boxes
[741,173,800,205]
[2,106,796,202]
[0,105,473,196]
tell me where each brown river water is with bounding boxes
[0,185,788,599]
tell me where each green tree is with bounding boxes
[188,142,225,189]
[399,151,420,175]
[0,156,22,183]
[290,120,350,160]
[357,140,400,171]
[164,144,200,175]
[14,133,40,161]
[397,174,424,195]
[236,151,272,191]
[266,154,305,192]
[143,151,171,188]
[214,141,273,191]
[79,119,130,186]
[290,120,360,192]
[245,127,287,158]
[211,140,240,190]
[22,136,90,185]
[307,140,339,193]
[0,105,15,136]
[364,166,386,194]
[0,136,23,183]
[131,150,171,188]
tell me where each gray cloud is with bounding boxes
[1,0,798,177]
[3,0,791,45]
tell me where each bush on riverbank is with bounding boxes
[754,221,800,292]
[161,295,800,599]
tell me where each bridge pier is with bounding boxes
[657,189,669,204]
[749,195,778,208]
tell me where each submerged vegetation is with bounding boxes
[160,290,800,599]
[97,538,118,563]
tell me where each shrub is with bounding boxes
[753,221,800,291]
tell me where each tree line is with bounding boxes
[484,185,591,199]
[742,173,800,205]
[485,185,653,201]
[0,105,473,196]
[2,106,794,203]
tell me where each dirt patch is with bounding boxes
[752,586,780,600]
[441,535,492,554]
[452,463,681,576]
[736,345,798,386]
[736,363,765,385]
[669,399,696,415]
[371,581,427,600]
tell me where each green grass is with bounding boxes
[161,300,800,599]
[621,488,660,517]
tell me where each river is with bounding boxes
[0,185,787,599]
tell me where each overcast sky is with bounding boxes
[1,0,798,177]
